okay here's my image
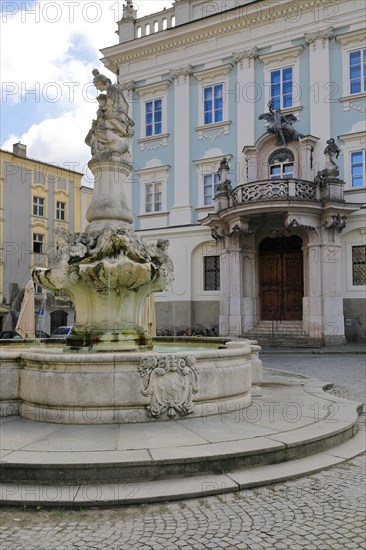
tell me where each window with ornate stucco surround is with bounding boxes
[194,153,233,212]
[243,134,301,181]
[336,29,366,112]
[136,81,170,151]
[136,163,170,230]
[338,130,366,192]
[259,45,304,118]
[193,64,233,140]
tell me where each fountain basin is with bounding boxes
[0,340,260,424]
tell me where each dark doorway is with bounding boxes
[50,310,68,334]
[259,235,303,320]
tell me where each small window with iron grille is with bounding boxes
[204,255,220,291]
[352,245,366,286]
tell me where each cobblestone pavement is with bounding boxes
[1,354,365,550]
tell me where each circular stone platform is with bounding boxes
[0,369,364,507]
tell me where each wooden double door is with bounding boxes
[259,236,303,321]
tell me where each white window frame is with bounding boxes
[137,81,170,150]
[349,48,366,95]
[269,66,294,110]
[203,173,220,206]
[144,182,162,214]
[337,30,366,111]
[137,163,170,229]
[194,153,232,210]
[350,149,366,188]
[194,64,232,138]
[56,200,66,221]
[259,46,303,115]
[338,131,366,190]
[33,196,44,217]
[144,98,163,137]
[269,162,295,180]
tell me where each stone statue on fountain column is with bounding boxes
[85,69,135,163]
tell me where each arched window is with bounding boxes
[268,149,295,179]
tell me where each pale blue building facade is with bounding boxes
[100,0,366,344]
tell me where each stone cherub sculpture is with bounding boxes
[314,138,341,184]
[259,100,304,146]
[85,69,135,162]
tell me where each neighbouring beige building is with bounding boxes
[0,143,86,334]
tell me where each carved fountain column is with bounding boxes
[33,70,174,351]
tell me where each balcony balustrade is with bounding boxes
[230,179,319,206]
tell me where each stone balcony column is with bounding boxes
[320,223,346,344]
[169,65,193,225]
[219,234,243,338]
[241,236,257,333]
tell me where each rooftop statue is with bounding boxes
[259,100,304,146]
[85,69,135,162]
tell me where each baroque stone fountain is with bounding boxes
[33,69,173,352]
[1,70,260,424]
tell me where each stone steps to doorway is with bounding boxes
[0,370,363,507]
[245,322,314,347]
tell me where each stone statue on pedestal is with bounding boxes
[314,138,341,184]
[259,100,304,146]
[85,69,135,162]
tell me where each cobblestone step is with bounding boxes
[1,430,364,507]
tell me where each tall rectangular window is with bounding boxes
[145,99,162,137]
[33,196,44,217]
[56,201,66,220]
[349,49,366,94]
[145,183,162,213]
[203,173,220,205]
[351,150,366,187]
[204,256,220,291]
[271,67,293,109]
[203,84,223,125]
[33,234,44,254]
[352,245,366,286]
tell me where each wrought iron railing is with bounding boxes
[230,179,319,205]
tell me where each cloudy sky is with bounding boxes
[1,0,173,184]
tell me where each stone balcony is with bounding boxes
[231,178,319,205]
[200,176,362,237]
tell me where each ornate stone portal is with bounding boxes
[33,70,174,351]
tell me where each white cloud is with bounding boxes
[1,0,173,176]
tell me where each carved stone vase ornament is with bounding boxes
[32,70,174,351]
[139,354,200,419]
